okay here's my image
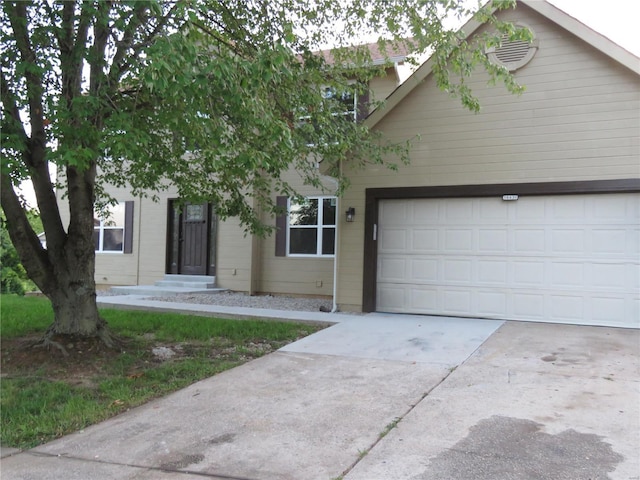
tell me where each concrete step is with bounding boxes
[154,280,216,288]
[109,285,227,297]
[163,275,216,283]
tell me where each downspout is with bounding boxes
[330,158,343,313]
[135,195,142,285]
[331,194,339,313]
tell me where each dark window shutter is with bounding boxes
[123,201,134,254]
[357,82,370,122]
[275,196,288,257]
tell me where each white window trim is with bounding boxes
[300,82,359,147]
[94,204,125,254]
[286,196,337,257]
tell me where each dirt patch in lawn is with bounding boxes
[0,333,279,388]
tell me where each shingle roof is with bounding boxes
[316,39,414,66]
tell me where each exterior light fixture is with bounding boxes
[345,207,355,222]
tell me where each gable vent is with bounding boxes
[486,24,538,72]
[495,38,531,64]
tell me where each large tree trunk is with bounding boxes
[1,161,117,349]
[45,233,115,347]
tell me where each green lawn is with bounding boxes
[0,294,323,448]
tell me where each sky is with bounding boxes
[534,0,639,55]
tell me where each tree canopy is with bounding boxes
[0,0,525,344]
[2,0,527,229]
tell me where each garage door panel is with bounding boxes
[591,297,628,324]
[377,286,407,310]
[513,198,546,222]
[552,229,585,254]
[629,264,640,291]
[553,196,587,220]
[513,260,546,286]
[377,194,639,328]
[550,295,584,321]
[412,229,439,251]
[443,289,473,315]
[478,260,508,284]
[512,293,546,319]
[479,229,508,252]
[630,230,640,256]
[592,229,628,255]
[590,263,627,290]
[445,199,475,220]
[514,229,546,253]
[443,259,473,283]
[413,202,440,222]
[477,291,508,317]
[380,228,407,251]
[592,195,633,220]
[378,257,407,282]
[479,200,509,220]
[411,258,438,281]
[410,287,438,311]
[444,229,473,252]
[550,262,585,288]
[379,201,409,225]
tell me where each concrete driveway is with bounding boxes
[1,313,638,480]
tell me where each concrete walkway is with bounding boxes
[2,297,638,480]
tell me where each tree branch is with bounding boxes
[108,3,150,79]
[66,1,92,98]
[6,2,46,168]
[0,172,55,294]
[58,1,81,98]
[89,1,111,99]
[2,5,69,260]
[107,2,182,89]
[0,67,29,149]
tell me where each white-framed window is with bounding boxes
[287,196,337,256]
[298,84,359,146]
[93,203,126,253]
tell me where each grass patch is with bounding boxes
[0,294,323,449]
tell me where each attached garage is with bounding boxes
[364,182,640,329]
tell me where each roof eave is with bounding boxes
[365,0,640,130]
[521,0,639,75]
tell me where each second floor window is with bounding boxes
[323,86,356,121]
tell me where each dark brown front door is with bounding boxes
[179,203,208,275]
[167,201,216,275]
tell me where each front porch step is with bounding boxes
[162,275,216,283]
[109,285,226,297]
[109,274,221,297]
[154,280,216,288]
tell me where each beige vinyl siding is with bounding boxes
[368,69,400,106]
[215,218,252,291]
[252,169,336,296]
[96,188,174,287]
[335,4,640,311]
[55,183,142,287]
[258,253,334,296]
[135,195,170,285]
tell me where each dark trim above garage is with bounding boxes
[362,178,640,312]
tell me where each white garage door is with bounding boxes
[376,194,639,328]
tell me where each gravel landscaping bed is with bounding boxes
[146,291,333,312]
